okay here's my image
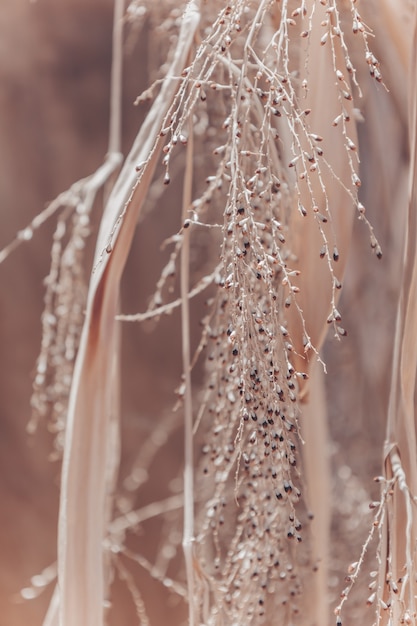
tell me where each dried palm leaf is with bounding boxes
[47,3,201,624]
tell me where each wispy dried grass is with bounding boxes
[3,0,417,625]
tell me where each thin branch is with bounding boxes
[108,0,124,156]
[181,117,195,626]
[122,547,187,598]
[109,494,184,535]
[114,558,151,626]
[116,267,219,322]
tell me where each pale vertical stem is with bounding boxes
[108,0,124,156]
[105,0,124,205]
[100,0,124,605]
[181,121,195,626]
[98,0,125,548]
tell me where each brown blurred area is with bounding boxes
[0,1,111,623]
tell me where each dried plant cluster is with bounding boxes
[150,3,383,624]
[3,0,417,625]
[29,178,101,455]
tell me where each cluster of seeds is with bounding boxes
[30,197,91,456]
[118,0,386,622]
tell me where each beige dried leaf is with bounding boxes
[50,3,201,625]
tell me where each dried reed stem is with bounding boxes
[181,119,196,626]
[109,0,124,157]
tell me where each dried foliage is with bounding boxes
[2,0,417,625]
